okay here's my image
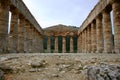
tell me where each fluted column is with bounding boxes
[62,36,66,53]
[84,29,87,53]
[47,36,51,53]
[0,2,9,53]
[54,36,58,53]
[35,32,38,52]
[39,35,44,53]
[91,22,97,53]
[112,1,120,53]
[103,10,113,53]
[29,26,33,53]
[86,28,88,53]
[9,9,19,53]
[70,36,74,53]
[18,17,25,53]
[88,26,91,53]
[96,15,104,53]
[82,31,85,53]
[77,34,81,53]
[32,28,36,52]
[24,21,30,53]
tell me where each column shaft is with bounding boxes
[70,37,74,53]
[86,28,88,53]
[88,26,91,53]
[96,16,104,53]
[54,36,58,53]
[47,36,51,53]
[29,26,33,53]
[9,9,19,53]
[62,37,66,53]
[24,21,30,53]
[0,3,9,52]
[32,28,36,52]
[84,29,87,53]
[103,10,113,53]
[77,34,81,53]
[112,1,120,53]
[18,17,25,53]
[82,31,84,52]
[91,22,97,53]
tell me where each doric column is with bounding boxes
[70,36,74,53]
[0,2,10,53]
[35,30,38,52]
[62,36,66,53]
[84,29,87,53]
[9,9,19,53]
[96,15,104,53]
[88,26,91,53]
[91,22,97,53]
[86,28,88,53]
[18,16,25,53]
[47,36,51,53]
[29,26,33,53]
[112,1,120,53]
[77,34,81,53]
[82,31,85,53]
[54,36,58,53]
[24,21,30,53]
[32,28,36,52]
[103,10,113,53]
[35,31,38,52]
[39,35,44,53]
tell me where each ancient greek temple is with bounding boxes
[0,0,120,53]
[43,24,78,53]
[0,0,44,53]
[78,0,120,53]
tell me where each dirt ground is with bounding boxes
[0,53,120,80]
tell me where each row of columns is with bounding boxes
[0,1,43,53]
[47,36,74,53]
[78,1,120,53]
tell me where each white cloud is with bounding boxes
[23,0,99,28]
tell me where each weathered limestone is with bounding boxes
[0,0,44,53]
[77,35,82,53]
[88,26,91,53]
[70,37,74,53]
[112,1,120,53]
[29,26,33,53]
[96,15,103,53]
[0,1,9,53]
[24,21,30,53]
[78,0,120,53]
[81,31,84,53]
[47,36,51,53]
[54,36,58,53]
[86,28,88,53]
[9,8,19,53]
[62,37,66,53]
[18,17,25,53]
[84,29,87,53]
[32,28,36,52]
[91,22,96,53]
[103,10,113,53]
[44,25,78,53]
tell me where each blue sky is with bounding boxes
[23,0,99,28]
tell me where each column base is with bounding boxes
[103,50,112,53]
[115,49,120,53]
[8,50,17,53]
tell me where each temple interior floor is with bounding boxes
[0,53,120,80]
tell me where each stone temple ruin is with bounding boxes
[0,0,120,80]
[0,0,120,53]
